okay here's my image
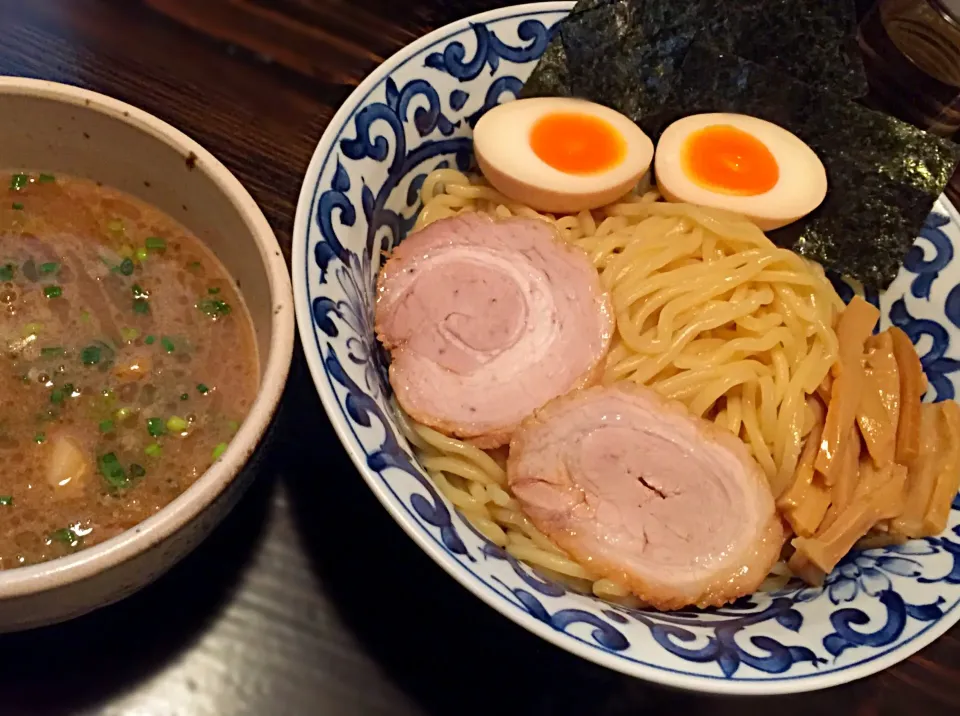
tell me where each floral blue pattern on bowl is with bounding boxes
[291,2,960,694]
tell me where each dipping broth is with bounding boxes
[0,172,259,569]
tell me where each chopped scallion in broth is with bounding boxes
[146,418,166,437]
[80,345,102,365]
[49,527,82,548]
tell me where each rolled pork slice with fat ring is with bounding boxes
[508,383,785,609]
[375,212,613,448]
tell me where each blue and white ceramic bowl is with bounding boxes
[292,2,960,694]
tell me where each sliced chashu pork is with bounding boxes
[508,383,785,609]
[376,213,613,448]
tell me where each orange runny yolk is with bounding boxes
[529,112,626,174]
[681,124,779,196]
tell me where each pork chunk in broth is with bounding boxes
[0,172,259,569]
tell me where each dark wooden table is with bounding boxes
[0,1,957,714]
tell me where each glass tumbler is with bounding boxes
[859,0,960,136]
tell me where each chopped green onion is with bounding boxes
[145,236,166,250]
[227,420,240,433]
[132,283,150,315]
[166,415,188,432]
[145,335,156,345]
[180,393,189,401]
[97,452,128,488]
[121,327,140,342]
[188,261,202,272]
[144,443,162,458]
[39,261,60,275]
[41,346,65,358]
[115,406,134,422]
[146,417,166,437]
[22,322,42,337]
[53,384,76,402]
[37,173,55,184]
[81,345,102,365]
[107,218,124,233]
[212,442,228,460]
[135,247,148,262]
[50,527,83,547]
[129,463,146,478]
[207,286,221,294]
[99,419,114,433]
[161,336,175,353]
[43,285,62,299]
[0,496,12,506]
[101,388,114,400]
[197,298,231,319]
[10,173,28,191]
[34,432,45,444]
[11,202,23,211]
[0,264,14,282]
[197,383,210,395]
[89,340,114,365]
[119,258,134,276]
[80,310,90,322]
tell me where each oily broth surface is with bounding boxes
[0,172,258,569]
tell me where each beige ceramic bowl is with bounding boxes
[0,77,294,632]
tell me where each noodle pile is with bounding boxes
[399,168,846,598]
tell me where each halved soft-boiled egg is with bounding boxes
[655,113,827,231]
[473,97,654,213]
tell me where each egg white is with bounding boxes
[655,113,827,231]
[473,97,654,213]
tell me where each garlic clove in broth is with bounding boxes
[47,434,91,498]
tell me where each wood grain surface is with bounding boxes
[0,1,957,714]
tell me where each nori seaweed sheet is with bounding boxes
[523,0,713,125]
[523,0,868,110]
[519,0,959,287]
[667,42,960,288]
[560,7,700,132]
[700,0,866,100]
[520,0,620,100]
[520,36,572,98]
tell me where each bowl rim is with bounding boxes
[291,1,960,695]
[0,76,295,598]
